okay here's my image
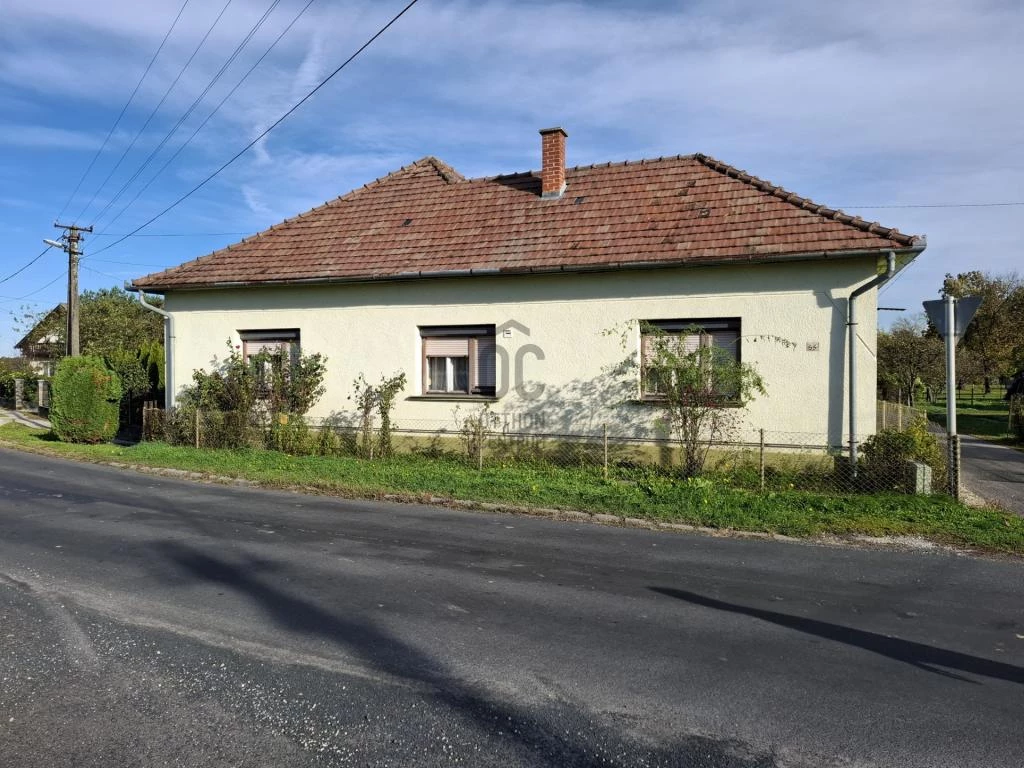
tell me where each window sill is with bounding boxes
[407,395,500,403]
[630,396,743,408]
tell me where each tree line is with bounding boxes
[878,270,1024,405]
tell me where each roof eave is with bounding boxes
[129,242,926,293]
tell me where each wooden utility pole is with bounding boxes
[52,222,92,357]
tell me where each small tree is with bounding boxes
[50,356,122,443]
[453,402,500,466]
[640,322,769,477]
[349,371,407,459]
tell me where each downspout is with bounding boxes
[848,250,896,472]
[130,287,174,410]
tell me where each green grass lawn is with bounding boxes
[2,422,1022,555]
[924,387,1020,444]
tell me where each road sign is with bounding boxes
[923,295,982,339]
[921,294,983,500]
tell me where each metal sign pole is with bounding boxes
[945,294,956,438]
[924,293,980,501]
[944,295,960,499]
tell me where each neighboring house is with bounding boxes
[130,128,925,449]
[14,304,64,377]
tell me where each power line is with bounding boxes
[88,0,421,260]
[56,0,192,223]
[0,271,68,303]
[0,245,54,285]
[96,0,319,234]
[90,258,174,268]
[74,0,235,224]
[92,0,284,231]
[91,232,252,237]
[840,201,1024,210]
[81,264,126,283]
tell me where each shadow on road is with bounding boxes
[155,541,780,767]
[650,586,1024,685]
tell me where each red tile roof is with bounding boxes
[132,153,923,291]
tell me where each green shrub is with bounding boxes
[267,414,315,455]
[0,359,38,403]
[860,418,945,492]
[50,356,122,443]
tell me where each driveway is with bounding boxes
[960,435,1024,515]
[0,447,1022,767]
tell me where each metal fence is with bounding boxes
[142,403,951,497]
[876,399,927,432]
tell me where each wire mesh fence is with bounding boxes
[876,399,927,432]
[141,403,952,497]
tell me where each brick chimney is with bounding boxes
[539,127,567,199]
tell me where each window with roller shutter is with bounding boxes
[640,319,740,398]
[419,325,496,396]
[239,329,300,391]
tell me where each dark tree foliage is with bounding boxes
[50,356,122,443]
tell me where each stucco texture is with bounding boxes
[163,258,881,447]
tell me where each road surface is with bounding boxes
[960,435,1024,516]
[0,447,1022,767]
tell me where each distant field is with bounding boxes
[925,386,1019,444]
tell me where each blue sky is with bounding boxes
[1,0,1021,354]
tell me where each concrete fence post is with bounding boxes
[14,378,24,411]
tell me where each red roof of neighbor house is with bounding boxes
[131,153,923,291]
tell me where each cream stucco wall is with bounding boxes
[163,258,883,447]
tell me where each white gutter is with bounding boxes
[128,285,174,410]
[848,250,897,472]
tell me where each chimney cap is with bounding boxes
[539,126,568,137]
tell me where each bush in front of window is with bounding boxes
[170,341,328,449]
[636,321,774,478]
[50,355,122,443]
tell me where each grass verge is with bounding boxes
[1,422,1022,555]
[924,388,1021,446]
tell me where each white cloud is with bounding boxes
[0,0,1022,334]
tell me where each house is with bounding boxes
[14,304,64,377]
[130,128,925,450]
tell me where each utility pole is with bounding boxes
[50,222,92,357]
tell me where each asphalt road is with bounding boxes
[0,448,1022,768]
[960,435,1024,516]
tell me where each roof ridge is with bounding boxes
[471,153,698,183]
[692,153,920,247]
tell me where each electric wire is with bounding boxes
[839,201,1024,210]
[74,0,235,224]
[96,0,319,235]
[91,232,251,237]
[0,271,68,303]
[87,0,421,260]
[92,0,284,231]
[0,246,54,286]
[55,0,192,223]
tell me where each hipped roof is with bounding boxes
[132,153,922,292]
